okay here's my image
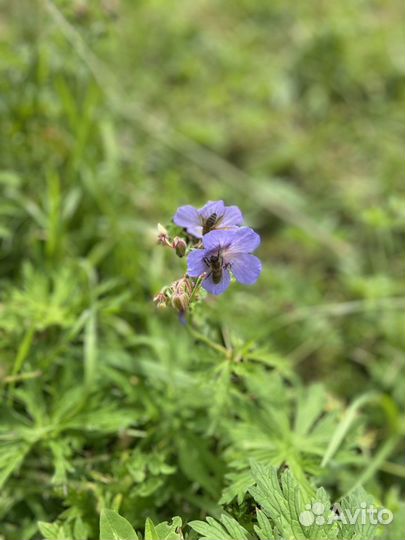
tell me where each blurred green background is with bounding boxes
[0,0,404,539]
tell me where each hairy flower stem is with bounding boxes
[187,274,205,305]
[187,326,228,356]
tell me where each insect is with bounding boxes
[203,212,218,234]
[204,253,223,284]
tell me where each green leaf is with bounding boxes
[144,517,182,540]
[249,462,341,539]
[99,509,138,540]
[294,384,326,436]
[249,461,309,539]
[155,517,182,540]
[0,442,31,489]
[38,521,62,540]
[144,518,159,540]
[189,515,249,540]
[254,509,275,540]
[84,307,97,389]
[48,440,74,484]
[338,488,378,540]
[221,380,358,502]
[321,392,379,468]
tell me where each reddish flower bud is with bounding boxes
[171,292,189,313]
[173,237,187,257]
[153,291,168,310]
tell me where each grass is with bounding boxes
[0,0,404,539]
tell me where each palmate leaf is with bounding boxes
[250,462,381,540]
[338,488,378,540]
[0,383,139,490]
[193,462,380,540]
[249,462,338,540]
[5,263,84,332]
[221,382,362,503]
[0,441,31,489]
[40,463,383,540]
[378,489,405,540]
[254,509,275,540]
[48,439,74,484]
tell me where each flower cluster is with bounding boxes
[154,201,262,318]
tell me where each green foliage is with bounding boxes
[99,509,138,540]
[0,0,404,539]
[40,463,388,539]
[219,381,361,502]
[191,462,381,540]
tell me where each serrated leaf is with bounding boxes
[254,509,275,540]
[250,461,334,539]
[155,517,182,540]
[219,515,249,540]
[38,521,61,540]
[189,514,249,540]
[48,439,74,484]
[0,442,30,489]
[338,488,378,540]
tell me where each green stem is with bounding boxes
[188,275,204,304]
[7,324,35,403]
[2,371,42,384]
[12,325,35,375]
[188,327,227,356]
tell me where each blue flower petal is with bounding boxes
[178,311,187,325]
[231,253,262,285]
[225,227,261,255]
[199,200,225,220]
[187,249,208,277]
[202,229,234,252]
[173,205,203,237]
[220,205,244,227]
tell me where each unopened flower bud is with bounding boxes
[153,292,168,310]
[171,292,189,313]
[173,237,187,257]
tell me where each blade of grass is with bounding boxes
[342,435,400,497]
[1,371,42,384]
[6,325,36,403]
[43,0,352,259]
[84,308,97,390]
[46,170,62,261]
[321,392,380,468]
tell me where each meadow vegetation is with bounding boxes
[0,1,404,538]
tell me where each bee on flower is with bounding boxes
[173,200,244,238]
[187,227,262,295]
[154,201,262,320]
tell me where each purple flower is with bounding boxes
[173,200,243,239]
[187,227,262,295]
